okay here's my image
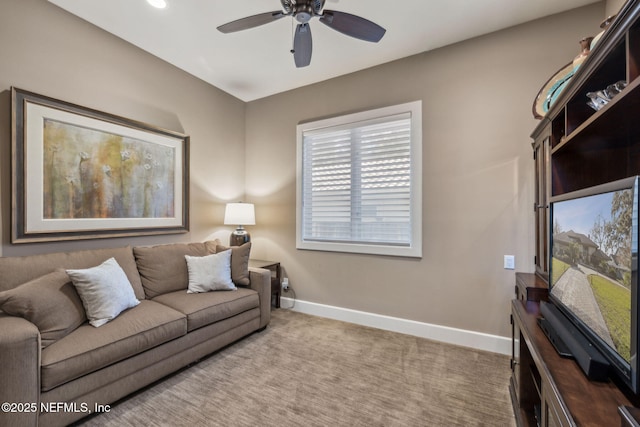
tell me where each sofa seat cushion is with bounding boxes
[40,300,186,392]
[152,288,259,332]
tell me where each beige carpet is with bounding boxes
[75,309,515,427]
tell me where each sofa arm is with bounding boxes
[249,267,271,329]
[0,314,40,427]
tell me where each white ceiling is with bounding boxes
[48,0,600,102]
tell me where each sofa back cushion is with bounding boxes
[133,241,219,298]
[0,246,145,300]
[0,269,86,348]
[216,242,251,287]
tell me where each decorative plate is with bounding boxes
[532,62,575,119]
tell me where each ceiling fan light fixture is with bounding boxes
[147,0,167,9]
[295,11,312,24]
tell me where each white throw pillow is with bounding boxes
[185,250,236,293]
[66,258,140,327]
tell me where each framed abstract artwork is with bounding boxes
[11,88,190,243]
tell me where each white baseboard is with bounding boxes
[279,297,511,355]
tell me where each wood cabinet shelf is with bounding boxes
[515,273,548,303]
[531,0,640,272]
[529,1,640,197]
[511,300,634,426]
[552,76,640,156]
[530,366,542,399]
[549,47,640,196]
[518,1,640,425]
[564,39,627,138]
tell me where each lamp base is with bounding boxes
[230,230,250,246]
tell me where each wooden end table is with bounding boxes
[248,259,281,308]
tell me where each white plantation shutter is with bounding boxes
[297,102,422,257]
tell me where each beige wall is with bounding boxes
[0,0,246,257]
[245,3,605,338]
[0,0,610,340]
[607,0,627,16]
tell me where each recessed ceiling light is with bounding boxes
[147,0,167,9]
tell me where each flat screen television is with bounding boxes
[549,176,639,393]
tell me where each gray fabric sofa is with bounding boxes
[0,241,271,427]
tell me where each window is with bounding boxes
[296,101,422,257]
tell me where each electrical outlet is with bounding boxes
[504,255,515,270]
[282,278,289,291]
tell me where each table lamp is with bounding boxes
[224,202,255,246]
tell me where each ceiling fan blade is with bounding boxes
[293,23,313,68]
[319,10,386,42]
[217,11,286,34]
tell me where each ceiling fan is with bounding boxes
[217,0,386,68]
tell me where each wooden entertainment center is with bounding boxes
[511,274,637,426]
[511,1,640,425]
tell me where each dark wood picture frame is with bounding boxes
[11,87,190,243]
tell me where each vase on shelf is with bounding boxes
[590,15,616,50]
[573,36,594,70]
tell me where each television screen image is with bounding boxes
[549,176,639,391]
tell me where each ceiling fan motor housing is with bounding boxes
[282,0,325,21]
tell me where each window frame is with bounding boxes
[296,101,422,258]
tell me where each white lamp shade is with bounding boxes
[147,0,167,8]
[224,203,255,225]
